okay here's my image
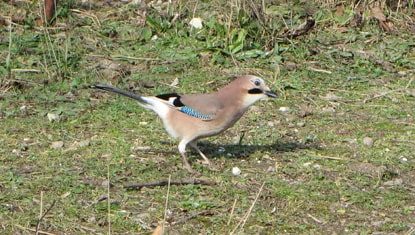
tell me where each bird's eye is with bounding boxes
[254,80,261,86]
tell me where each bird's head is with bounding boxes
[233,75,277,107]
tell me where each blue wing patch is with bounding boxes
[180,106,212,120]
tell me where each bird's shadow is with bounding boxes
[192,139,320,159]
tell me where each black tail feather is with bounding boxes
[91,84,148,104]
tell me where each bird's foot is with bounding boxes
[182,162,202,176]
[197,159,219,171]
[200,159,212,166]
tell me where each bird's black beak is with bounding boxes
[265,90,277,98]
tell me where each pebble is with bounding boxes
[78,140,90,147]
[266,166,275,173]
[296,122,305,127]
[232,167,241,176]
[20,105,27,112]
[363,137,374,147]
[313,164,322,170]
[189,17,203,29]
[399,156,408,163]
[101,180,110,188]
[322,107,336,113]
[279,107,290,113]
[51,141,64,149]
[47,113,60,122]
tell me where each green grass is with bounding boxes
[1,0,414,234]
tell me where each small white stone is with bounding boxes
[51,141,64,149]
[313,164,321,170]
[321,107,336,113]
[279,107,290,113]
[78,140,90,147]
[363,137,374,147]
[397,71,406,76]
[139,121,148,125]
[189,17,203,29]
[296,122,305,127]
[20,105,27,112]
[232,167,241,176]
[47,113,60,122]
[101,180,110,188]
[400,156,408,163]
[303,162,312,167]
[266,166,275,173]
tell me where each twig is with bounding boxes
[125,178,216,190]
[170,210,215,226]
[15,224,56,235]
[312,154,348,161]
[37,191,43,235]
[107,156,111,235]
[163,175,171,232]
[230,182,265,234]
[227,198,238,226]
[35,198,56,235]
[11,68,42,73]
[111,55,163,61]
[363,89,403,103]
[308,67,332,74]
[307,213,325,224]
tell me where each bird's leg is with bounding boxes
[178,140,194,173]
[189,142,211,165]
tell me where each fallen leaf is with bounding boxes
[335,4,344,16]
[371,6,386,22]
[170,77,179,87]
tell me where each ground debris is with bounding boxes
[125,178,216,190]
[50,141,64,149]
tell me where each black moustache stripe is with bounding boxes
[248,88,263,94]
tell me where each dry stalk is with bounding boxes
[230,182,265,234]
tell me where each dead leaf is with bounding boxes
[335,4,344,16]
[351,11,363,28]
[379,21,394,32]
[170,77,179,87]
[371,6,386,22]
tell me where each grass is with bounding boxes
[1,0,414,234]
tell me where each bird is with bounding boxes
[92,75,277,173]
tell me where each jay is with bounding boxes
[93,75,277,173]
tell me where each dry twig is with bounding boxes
[35,198,56,235]
[125,178,216,190]
[171,210,215,226]
[230,182,265,234]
